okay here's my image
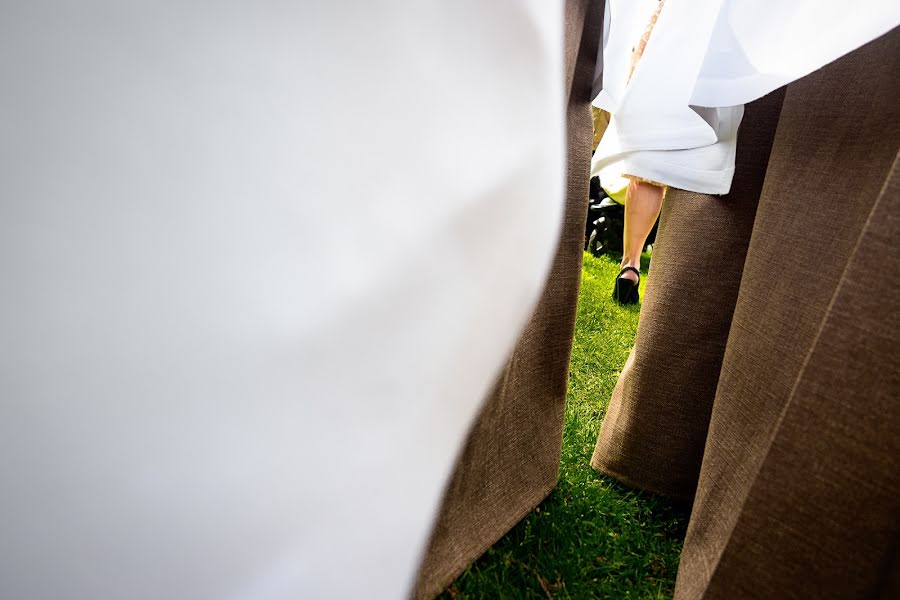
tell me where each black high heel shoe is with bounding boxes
[612,266,640,305]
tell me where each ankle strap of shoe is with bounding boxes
[618,266,640,280]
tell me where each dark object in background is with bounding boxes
[585,176,658,257]
[586,197,623,256]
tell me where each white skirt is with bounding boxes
[592,0,900,195]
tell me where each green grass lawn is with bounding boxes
[440,252,689,600]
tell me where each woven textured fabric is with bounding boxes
[590,89,786,502]
[675,28,900,599]
[411,2,604,598]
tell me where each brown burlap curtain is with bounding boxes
[412,0,604,598]
[593,28,900,599]
[416,6,897,598]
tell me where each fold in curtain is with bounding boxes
[413,1,604,598]
[594,28,899,598]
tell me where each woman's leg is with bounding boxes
[620,179,664,282]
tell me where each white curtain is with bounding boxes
[0,2,565,598]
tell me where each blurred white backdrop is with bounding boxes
[0,2,565,598]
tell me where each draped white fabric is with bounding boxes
[593,0,900,193]
[0,2,564,599]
